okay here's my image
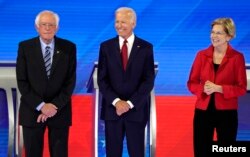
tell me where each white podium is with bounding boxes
[0,61,23,157]
[246,64,250,91]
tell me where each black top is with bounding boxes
[207,63,219,111]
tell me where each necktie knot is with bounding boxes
[123,39,127,44]
[45,46,50,51]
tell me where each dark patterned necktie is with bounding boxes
[121,40,128,70]
[44,46,51,77]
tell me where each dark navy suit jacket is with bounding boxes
[97,35,155,122]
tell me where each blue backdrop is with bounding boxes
[1,0,250,156]
[1,0,250,95]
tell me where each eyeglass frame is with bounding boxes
[39,23,57,28]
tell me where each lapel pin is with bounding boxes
[57,51,60,54]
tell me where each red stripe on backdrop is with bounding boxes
[155,96,196,157]
[41,95,197,157]
[43,94,94,157]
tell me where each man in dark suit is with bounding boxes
[16,10,76,157]
[97,7,155,157]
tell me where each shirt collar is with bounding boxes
[119,33,135,46]
[39,37,55,51]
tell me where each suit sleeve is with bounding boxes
[187,52,206,99]
[222,53,247,98]
[97,43,119,105]
[128,44,155,110]
[16,42,44,110]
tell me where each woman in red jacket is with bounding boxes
[187,18,247,157]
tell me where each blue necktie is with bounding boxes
[44,46,51,77]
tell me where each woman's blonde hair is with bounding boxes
[211,18,236,39]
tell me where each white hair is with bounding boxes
[35,10,60,28]
[115,7,137,23]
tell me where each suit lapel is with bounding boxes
[50,37,61,77]
[34,37,48,79]
[113,37,123,68]
[127,37,140,69]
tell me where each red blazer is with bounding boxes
[187,45,247,110]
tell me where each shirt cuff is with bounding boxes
[127,100,134,109]
[36,102,45,111]
[112,98,120,106]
